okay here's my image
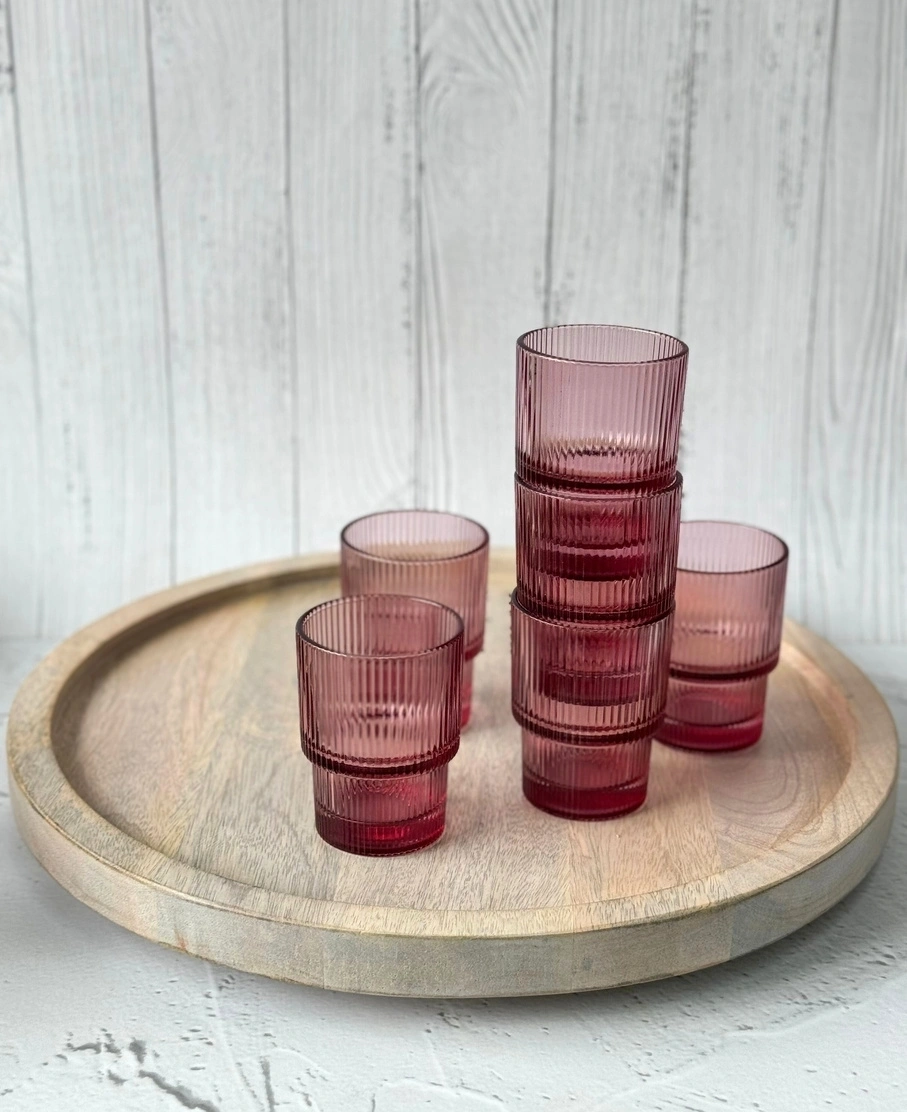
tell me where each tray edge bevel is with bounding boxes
[6,552,900,953]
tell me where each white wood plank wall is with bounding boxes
[1,0,904,642]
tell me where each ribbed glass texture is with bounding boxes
[515,472,681,620]
[516,325,688,490]
[522,731,651,819]
[660,521,788,752]
[341,510,489,726]
[311,765,449,856]
[511,592,673,743]
[296,594,463,855]
[660,673,768,751]
[670,522,789,678]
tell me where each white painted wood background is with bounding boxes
[1,0,904,643]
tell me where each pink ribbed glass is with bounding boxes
[669,522,789,675]
[516,325,688,490]
[296,594,463,855]
[341,510,489,727]
[515,472,681,620]
[661,673,769,750]
[522,732,652,819]
[511,593,673,744]
[659,521,789,751]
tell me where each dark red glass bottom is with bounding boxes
[658,713,764,751]
[312,764,447,855]
[521,729,650,820]
[657,671,768,751]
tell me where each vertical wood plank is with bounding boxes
[417,0,552,544]
[679,0,836,618]
[548,0,694,333]
[0,0,40,635]
[148,0,293,580]
[805,0,907,641]
[288,0,418,550]
[12,0,171,637]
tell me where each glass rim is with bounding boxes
[514,469,683,500]
[510,589,674,631]
[340,508,490,564]
[516,323,689,367]
[676,520,790,575]
[296,594,464,660]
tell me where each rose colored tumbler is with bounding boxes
[515,472,681,620]
[511,593,673,818]
[516,324,688,491]
[341,510,489,726]
[296,594,463,855]
[658,521,789,751]
[511,593,673,742]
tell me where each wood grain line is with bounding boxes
[798,0,840,630]
[289,0,418,547]
[12,0,172,636]
[676,0,701,342]
[412,0,426,504]
[141,0,177,587]
[679,0,836,622]
[1,0,42,636]
[417,0,552,541]
[541,0,558,326]
[149,0,293,582]
[804,0,907,641]
[547,0,693,332]
[281,0,300,556]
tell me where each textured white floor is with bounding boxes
[1,638,904,1112]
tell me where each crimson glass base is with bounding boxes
[658,671,768,751]
[312,765,448,856]
[521,729,651,819]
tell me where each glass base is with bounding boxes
[657,713,764,751]
[659,672,768,752]
[521,729,650,820]
[312,765,447,856]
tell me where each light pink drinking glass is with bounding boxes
[515,472,681,620]
[297,594,463,855]
[516,325,688,490]
[658,521,789,751]
[511,594,673,818]
[341,510,489,726]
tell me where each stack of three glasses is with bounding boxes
[511,325,688,819]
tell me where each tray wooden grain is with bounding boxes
[6,552,898,997]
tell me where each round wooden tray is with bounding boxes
[7,552,898,997]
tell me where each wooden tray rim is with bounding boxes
[6,551,900,943]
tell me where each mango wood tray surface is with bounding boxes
[7,552,898,997]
